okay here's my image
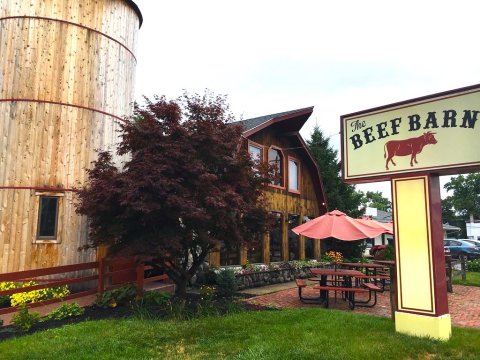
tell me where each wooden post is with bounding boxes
[281,213,288,261]
[314,239,321,260]
[239,246,248,266]
[460,255,467,281]
[389,264,397,321]
[445,254,453,293]
[97,258,105,294]
[136,262,144,298]
[263,230,270,265]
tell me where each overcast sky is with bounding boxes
[132,0,480,199]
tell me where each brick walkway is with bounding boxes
[244,284,480,328]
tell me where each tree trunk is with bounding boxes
[175,277,188,297]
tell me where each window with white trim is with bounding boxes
[288,159,299,192]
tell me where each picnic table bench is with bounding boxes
[354,274,390,292]
[295,267,384,309]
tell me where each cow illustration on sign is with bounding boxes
[384,132,438,170]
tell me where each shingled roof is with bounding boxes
[233,107,313,133]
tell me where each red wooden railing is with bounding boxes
[0,258,169,315]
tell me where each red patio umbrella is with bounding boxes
[356,217,394,235]
[292,210,389,240]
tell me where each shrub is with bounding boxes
[216,269,237,298]
[95,284,137,308]
[44,302,85,321]
[132,291,172,320]
[166,298,194,320]
[10,282,70,307]
[199,285,216,301]
[204,269,218,284]
[141,291,171,307]
[383,245,395,261]
[0,282,18,307]
[11,305,41,333]
[467,259,480,272]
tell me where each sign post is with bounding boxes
[341,84,480,340]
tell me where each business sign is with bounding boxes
[341,84,480,183]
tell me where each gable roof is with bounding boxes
[234,107,314,137]
[235,106,328,213]
[373,210,393,223]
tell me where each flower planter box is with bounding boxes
[235,267,318,290]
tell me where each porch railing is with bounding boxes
[0,258,169,315]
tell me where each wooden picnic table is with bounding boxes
[308,268,369,309]
[337,262,388,275]
[310,268,365,277]
[337,262,390,288]
[337,262,388,270]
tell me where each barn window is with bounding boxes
[288,157,300,193]
[248,143,262,163]
[269,212,283,262]
[303,216,315,259]
[37,197,59,239]
[35,192,64,243]
[288,214,300,260]
[220,245,240,266]
[247,233,263,263]
[268,147,284,187]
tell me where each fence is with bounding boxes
[0,258,169,315]
[445,255,469,293]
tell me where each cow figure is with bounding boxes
[384,132,438,170]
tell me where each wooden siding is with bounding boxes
[210,126,326,266]
[256,129,323,263]
[0,0,139,271]
[249,129,322,217]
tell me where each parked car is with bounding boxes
[464,239,480,248]
[444,239,480,259]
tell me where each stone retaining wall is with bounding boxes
[235,267,315,290]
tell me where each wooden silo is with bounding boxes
[0,0,142,272]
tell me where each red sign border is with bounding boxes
[341,83,480,184]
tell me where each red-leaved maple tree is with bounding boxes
[75,91,270,296]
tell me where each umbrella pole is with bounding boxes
[334,239,337,270]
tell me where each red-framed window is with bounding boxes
[288,156,301,194]
[268,146,285,188]
[248,140,264,165]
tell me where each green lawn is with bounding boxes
[1,308,479,359]
[453,271,480,286]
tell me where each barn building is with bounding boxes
[0,0,142,272]
[0,1,328,273]
[209,107,328,266]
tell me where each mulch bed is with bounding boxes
[0,294,274,342]
[0,305,133,342]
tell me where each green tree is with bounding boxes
[307,126,365,259]
[444,173,480,219]
[307,126,363,217]
[360,191,392,212]
[441,196,467,238]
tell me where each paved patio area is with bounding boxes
[243,283,480,328]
